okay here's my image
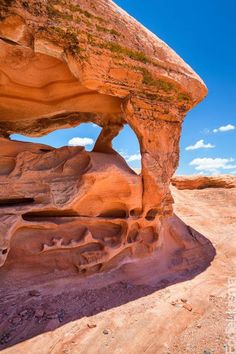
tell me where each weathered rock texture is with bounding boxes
[0,0,209,273]
[172,175,236,190]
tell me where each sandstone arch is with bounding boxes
[0,1,214,274]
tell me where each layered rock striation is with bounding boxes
[0,0,212,274]
[172,175,236,190]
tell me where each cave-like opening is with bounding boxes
[10,123,102,151]
[10,122,141,172]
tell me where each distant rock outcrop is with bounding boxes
[0,1,211,274]
[172,175,236,190]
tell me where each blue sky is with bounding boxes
[12,0,236,175]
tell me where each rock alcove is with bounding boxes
[0,0,214,275]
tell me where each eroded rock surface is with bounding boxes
[0,0,211,275]
[172,175,236,190]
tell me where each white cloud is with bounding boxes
[194,171,204,175]
[190,157,236,174]
[117,150,128,159]
[126,154,141,162]
[117,151,141,163]
[213,124,235,133]
[185,139,215,151]
[202,128,210,135]
[68,137,94,147]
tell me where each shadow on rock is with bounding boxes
[0,218,216,350]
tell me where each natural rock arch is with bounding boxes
[0,0,214,275]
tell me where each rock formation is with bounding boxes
[172,175,236,190]
[0,0,211,274]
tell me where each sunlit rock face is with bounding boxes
[0,1,211,274]
[172,175,236,190]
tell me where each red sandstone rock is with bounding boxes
[171,175,236,190]
[0,137,214,274]
[0,1,210,275]
[182,303,193,312]
[0,177,234,353]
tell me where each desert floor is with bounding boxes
[0,184,235,354]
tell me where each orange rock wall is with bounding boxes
[0,0,209,274]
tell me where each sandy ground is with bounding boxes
[0,185,235,354]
